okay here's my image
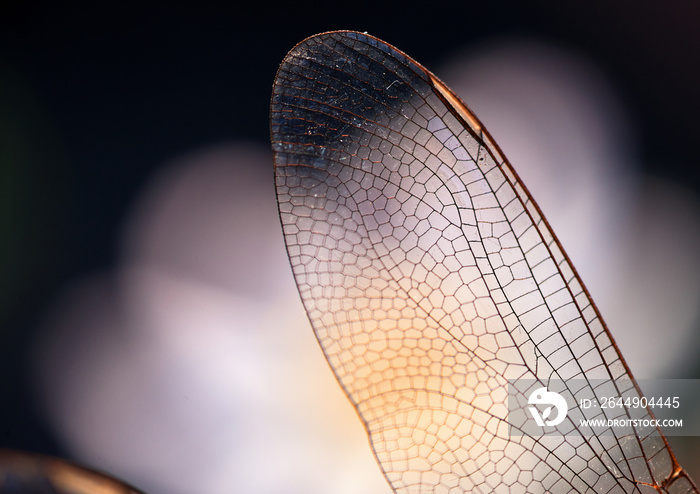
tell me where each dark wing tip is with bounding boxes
[270,31,430,174]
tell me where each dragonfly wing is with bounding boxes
[0,449,144,493]
[271,31,696,494]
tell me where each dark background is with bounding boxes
[1,0,698,471]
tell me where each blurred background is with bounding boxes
[1,1,699,493]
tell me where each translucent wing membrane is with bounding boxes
[270,31,697,493]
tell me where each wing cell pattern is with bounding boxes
[270,31,696,494]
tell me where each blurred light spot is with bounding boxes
[34,144,390,494]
